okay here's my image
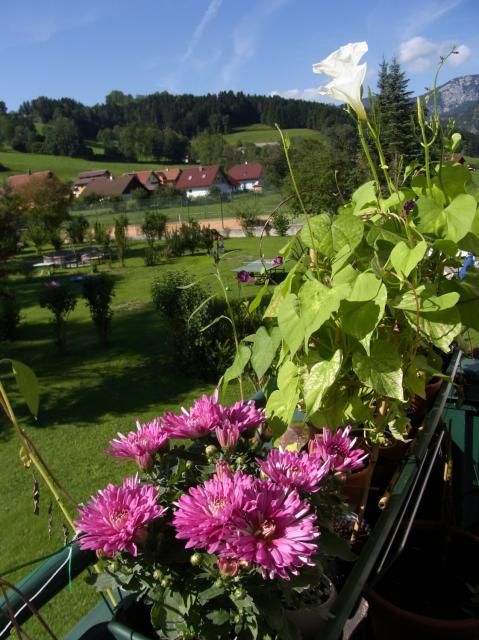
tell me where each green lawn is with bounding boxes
[224,124,324,145]
[0,236,286,638]
[0,149,186,183]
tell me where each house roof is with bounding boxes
[157,167,182,184]
[7,171,53,190]
[176,165,228,190]
[74,170,111,186]
[125,171,160,190]
[81,174,147,197]
[228,162,263,182]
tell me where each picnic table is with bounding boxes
[232,259,284,284]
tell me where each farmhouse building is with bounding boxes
[72,170,112,197]
[175,165,233,198]
[125,171,161,191]
[228,162,263,191]
[81,174,148,198]
[7,170,54,191]
[157,167,182,187]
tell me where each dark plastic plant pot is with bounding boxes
[285,575,337,640]
[366,521,479,640]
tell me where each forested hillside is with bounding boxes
[0,91,349,162]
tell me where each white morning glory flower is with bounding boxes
[313,42,368,121]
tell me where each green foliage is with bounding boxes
[66,215,89,244]
[375,58,417,175]
[18,174,72,249]
[42,116,85,157]
[141,211,168,247]
[0,288,20,341]
[239,76,479,444]
[0,187,22,261]
[151,270,266,379]
[82,274,115,346]
[283,138,365,215]
[94,220,111,247]
[39,281,77,352]
[271,211,291,236]
[114,214,129,266]
[235,206,261,236]
[191,132,226,164]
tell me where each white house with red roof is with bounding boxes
[175,165,233,198]
[227,162,263,191]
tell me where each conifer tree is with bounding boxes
[377,58,417,177]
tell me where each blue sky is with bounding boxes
[2,0,478,111]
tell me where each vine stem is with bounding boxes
[357,120,381,193]
[215,266,244,400]
[0,381,76,532]
[275,124,318,271]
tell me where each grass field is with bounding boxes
[0,149,185,183]
[0,124,321,184]
[224,124,324,145]
[0,235,286,638]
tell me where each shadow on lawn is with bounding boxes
[1,302,216,435]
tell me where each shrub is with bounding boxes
[179,221,202,255]
[234,207,261,236]
[0,289,20,341]
[165,230,185,257]
[39,281,77,352]
[83,274,115,346]
[67,215,90,244]
[94,221,111,248]
[271,210,291,236]
[151,271,269,379]
[142,212,168,247]
[114,214,129,267]
[144,246,159,266]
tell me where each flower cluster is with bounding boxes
[75,391,367,638]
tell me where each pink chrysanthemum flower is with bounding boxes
[75,475,165,557]
[214,400,265,448]
[162,392,222,439]
[224,479,319,580]
[257,447,329,493]
[173,470,254,554]
[215,422,240,450]
[106,418,170,470]
[308,426,368,473]
[220,399,265,432]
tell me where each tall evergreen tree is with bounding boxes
[377,58,417,175]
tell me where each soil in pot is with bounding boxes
[367,521,479,640]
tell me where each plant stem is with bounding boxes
[357,121,381,193]
[0,381,76,532]
[215,267,244,400]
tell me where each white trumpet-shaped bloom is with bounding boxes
[313,42,368,121]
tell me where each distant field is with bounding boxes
[72,189,298,227]
[224,124,324,145]
[0,149,185,183]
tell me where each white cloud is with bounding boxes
[182,0,223,62]
[270,88,321,101]
[448,44,472,66]
[398,36,471,72]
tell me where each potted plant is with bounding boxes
[222,41,479,522]
[74,392,365,639]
